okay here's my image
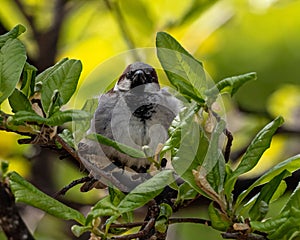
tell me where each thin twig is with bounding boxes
[55,176,93,196]
[54,134,82,165]
[210,109,233,162]
[110,221,146,229]
[111,218,155,240]
[223,128,233,162]
[110,217,212,229]
[169,217,211,226]
[221,232,267,240]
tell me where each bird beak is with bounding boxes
[132,70,147,86]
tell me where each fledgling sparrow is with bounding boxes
[78,62,180,191]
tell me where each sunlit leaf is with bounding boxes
[225,116,284,199]
[270,180,287,203]
[35,58,68,89]
[41,59,82,116]
[207,72,257,98]
[156,32,206,105]
[9,171,85,225]
[117,170,175,213]
[252,207,300,240]
[0,24,26,47]
[268,207,300,239]
[235,154,300,208]
[244,180,287,216]
[248,170,289,221]
[0,38,26,104]
[281,181,300,213]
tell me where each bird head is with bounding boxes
[114,62,160,92]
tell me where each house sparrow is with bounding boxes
[78,62,180,191]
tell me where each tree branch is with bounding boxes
[0,181,35,240]
[111,218,155,240]
[169,217,211,226]
[54,134,82,165]
[221,232,267,240]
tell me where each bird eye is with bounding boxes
[126,71,133,79]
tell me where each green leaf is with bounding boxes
[281,181,300,213]
[46,109,91,126]
[9,171,85,225]
[156,32,206,105]
[161,103,200,155]
[202,120,226,193]
[108,187,126,206]
[73,98,98,146]
[21,62,37,97]
[235,154,300,209]
[35,58,68,90]
[12,110,47,125]
[0,38,27,104]
[117,170,175,213]
[250,213,288,234]
[155,203,173,233]
[225,116,284,200]
[87,133,146,158]
[242,179,287,216]
[71,225,93,238]
[208,202,231,231]
[268,207,300,240]
[206,72,257,98]
[270,180,287,203]
[255,207,300,240]
[176,182,199,206]
[58,129,75,149]
[172,118,210,197]
[41,59,82,116]
[0,24,26,47]
[249,170,289,221]
[86,196,120,225]
[8,88,34,113]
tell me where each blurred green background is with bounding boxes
[0,0,300,239]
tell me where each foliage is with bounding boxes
[0,25,300,240]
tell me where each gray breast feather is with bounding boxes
[80,87,180,172]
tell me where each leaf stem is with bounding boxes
[210,109,233,162]
[109,217,212,229]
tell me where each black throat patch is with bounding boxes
[132,103,157,120]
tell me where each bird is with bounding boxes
[78,62,180,191]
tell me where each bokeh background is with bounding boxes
[0,0,300,239]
